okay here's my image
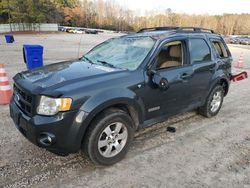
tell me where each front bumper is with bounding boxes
[9,98,88,155]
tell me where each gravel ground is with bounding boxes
[0,33,250,188]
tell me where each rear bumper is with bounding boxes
[9,98,88,155]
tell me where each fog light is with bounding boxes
[47,136,52,143]
[39,132,56,146]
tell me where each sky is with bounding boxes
[118,0,250,15]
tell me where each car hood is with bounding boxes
[20,60,122,90]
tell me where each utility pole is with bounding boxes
[7,0,12,32]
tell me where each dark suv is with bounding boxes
[10,27,232,165]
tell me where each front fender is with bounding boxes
[80,88,145,125]
[70,88,145,151]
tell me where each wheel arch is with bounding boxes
[78,88,145,148]
[87,102,142,130]
[208,76,230,97]
[218,78,229,96]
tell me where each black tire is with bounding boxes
[82,108,135,166]
[199,85,224,118]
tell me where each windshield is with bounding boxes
[82,36,155,70]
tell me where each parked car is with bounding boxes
[73,28,85,34]
[58,26,64,32]
[61,27,70,32]
[228,37,240,44]
[10,27,232,165]
[64,28,75,33]
[68,29,75,33]
[97,29,104,33]
[240,38,250,45]
[85,29,98,34]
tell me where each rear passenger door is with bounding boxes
[210,38,232,75]
[187,37,216,105]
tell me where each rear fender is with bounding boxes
[205,75,230,102]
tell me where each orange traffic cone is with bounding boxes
[0,64,13,105]
[235,52,244,69]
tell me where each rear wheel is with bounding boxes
[83,108,134,165]
[199,85,224,118]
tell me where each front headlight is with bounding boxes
[37,96,72,116]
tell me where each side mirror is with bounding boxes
[150,70,169,91]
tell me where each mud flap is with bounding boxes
[231,71,248,82]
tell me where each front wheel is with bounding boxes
[83,108,135,165]
[199,85,224,118]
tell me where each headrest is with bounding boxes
[169,45,181,58]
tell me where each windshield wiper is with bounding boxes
[82,56,94,64]
[97,60,117,69]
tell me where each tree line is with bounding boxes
[0,0,249,35]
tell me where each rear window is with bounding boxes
[189,39,211,63]
[211,41,228,58]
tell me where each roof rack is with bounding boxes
[138,27,215,34]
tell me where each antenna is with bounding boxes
[77,29,84,58]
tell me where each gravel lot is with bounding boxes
[0,33,250,188]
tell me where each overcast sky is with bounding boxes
[118,0,250,15]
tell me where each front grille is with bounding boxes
[13,84,34,116]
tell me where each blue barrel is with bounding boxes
[23,45,44,70]
[5,35,14,43]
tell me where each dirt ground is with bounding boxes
[0,33,250,188]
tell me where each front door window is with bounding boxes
[156,41,184,69]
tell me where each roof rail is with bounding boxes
[137,27,180,33]
[178,27,215,33]
[138,27,215,34]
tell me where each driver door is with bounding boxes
[143,38,194,120]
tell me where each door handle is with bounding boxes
[180,73,191,79]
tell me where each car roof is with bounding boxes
[124,27,221,41]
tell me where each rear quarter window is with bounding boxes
[189,39,211,63]
[211,40,229,58]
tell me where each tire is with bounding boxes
[199,85,224,118]
[82,108,135,165]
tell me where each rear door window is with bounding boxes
[189,39,211,63]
